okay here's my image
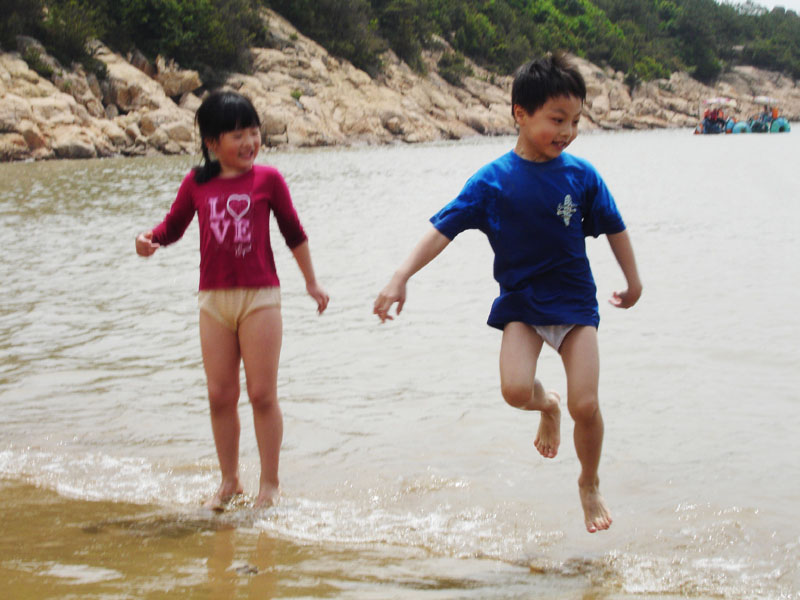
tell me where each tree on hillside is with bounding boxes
[94,0,267,72]
[266,0,386,76]
[2,0,268,75]
[4,0,800,88]
[0,0,45,50]
[373,0,433,72]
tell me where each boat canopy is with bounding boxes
[702,96,737,107]
[753,95,778,105]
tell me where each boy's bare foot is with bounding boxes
[254,483,280,509]
[533,391,561,458]
[579,479,612,533]
[203,481,243,512]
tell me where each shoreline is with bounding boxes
[2,8,800,163]
[0,123,793,170]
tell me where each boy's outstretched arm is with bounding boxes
[373,226,451,322]
[607,229,642,309]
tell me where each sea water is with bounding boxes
[1,129,798,599]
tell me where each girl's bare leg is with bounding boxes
[559,325,611,533]
[499,322,561,458]
[199,311,244,510]
[239,307,283,508]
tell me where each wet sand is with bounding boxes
[3,479,705,599]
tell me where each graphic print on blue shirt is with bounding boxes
[430,151,625,329]
[557,194,577,226]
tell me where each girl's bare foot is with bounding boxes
[533,391,561,458]
[254,482,280,509]
[203,480,243,512]
[579,479,612,533]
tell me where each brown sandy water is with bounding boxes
[1,130,798,598]
[2,479,633,599]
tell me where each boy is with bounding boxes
[373,53,642,533]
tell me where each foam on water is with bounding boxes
[0,446,214,505]
[2,442,798,599]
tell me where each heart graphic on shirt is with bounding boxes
[227,194,251,221]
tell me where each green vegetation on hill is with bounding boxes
[1,0,799,86]
[0,0,268,77]
[269,0,800,83]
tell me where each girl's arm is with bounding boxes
[137,175,198,257]
[373,226,451,322]
[606,229,642,309]
[291,240,329,314]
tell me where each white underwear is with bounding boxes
[532,324,576,351]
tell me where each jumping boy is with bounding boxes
[373,53,642,533]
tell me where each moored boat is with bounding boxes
[694,95,790,134]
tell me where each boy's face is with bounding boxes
[513,95,582,162]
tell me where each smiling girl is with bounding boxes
[136,90,329,510]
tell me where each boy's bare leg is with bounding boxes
[239,307,283,509]
[532,380,561,459]
[500,322,561,458]
[560,326,611,533]
[200,311,244,511]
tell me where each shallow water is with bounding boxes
[1,129,798,599]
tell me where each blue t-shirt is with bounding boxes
[430,150,625,329]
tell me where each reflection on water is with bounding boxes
[1,130,799,598]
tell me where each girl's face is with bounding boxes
[207,126,261,177]
[513,95,582,162]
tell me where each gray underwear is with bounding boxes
[533,324,575,351]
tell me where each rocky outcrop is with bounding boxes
[1,8,799,162]
[577,57,800,131]
[0,36,201,160]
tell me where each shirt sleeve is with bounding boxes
[269,170,308,249]
[582,167,626,238]
[151,172,197,246]
[430,174,489,240]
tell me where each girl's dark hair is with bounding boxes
[193,90,261,183]
[511,52,586,117]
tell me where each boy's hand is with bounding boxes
[135,231,160,257]
[307,281,330,314]
[609,285,642,309]
[373,275,407,322]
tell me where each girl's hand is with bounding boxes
[135,231,160,257]
[307,281,329,314]
[373,275,407,322]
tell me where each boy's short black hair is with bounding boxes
[511,52,586,116]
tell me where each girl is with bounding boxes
[136,90,329,510]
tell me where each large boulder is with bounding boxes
[0,93,32,132]
[51,124,98,159]
[0,132,29,160]
[155,59,202,98]
[97,45,168,113]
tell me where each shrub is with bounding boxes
[22,46,54,78]
[0,0,45,48]
[437,50,473,86]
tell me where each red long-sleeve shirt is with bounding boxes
[151,165,307,290]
